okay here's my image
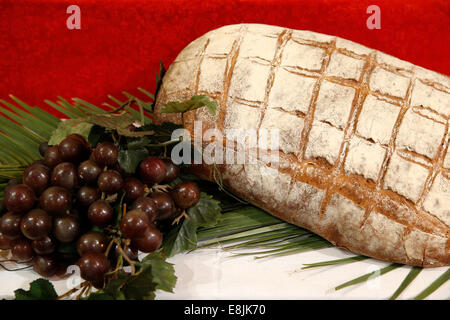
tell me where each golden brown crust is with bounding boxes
[154,24,450,267]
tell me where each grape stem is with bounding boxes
[172,210,189,225]
[145,136,183,148]
[57,281,88,300]
[115,239,136,275]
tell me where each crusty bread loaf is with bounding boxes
[154,24,450,267]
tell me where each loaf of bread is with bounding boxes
[154,24,450,267]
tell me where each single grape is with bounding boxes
[123,177,145,202]
[77,160,102,185]
[87,200,114,227]
[50,162,78,190]
[12,239,34,262]
[0,212,23,240]
[58,137,84,163]
[40,186,72,214]
[91,142,118,167]
[97,170,123,194]
[77,253,111,282]
[20,209,52,240]
[76,231,108,256]
[0,232,13,250]
[132,225,162,253]
[3,184,36,213]
[23,163,50,195]
[171,181,201,209]
[39,141,50,157]
[120,210,149,239]
[32,236,56,255]
[139,157,167,185]
[76,186,100,207]
[53,215,80,243]
[162,159,180,184]
[150,192,176,220]
[66,133,88,145]
[33,255,58,277]
[130,196,158,222]
[44,145,63,168]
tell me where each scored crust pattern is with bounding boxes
[154,24,450,267]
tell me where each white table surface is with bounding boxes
[0,245,448,300]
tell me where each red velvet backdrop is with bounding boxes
[0,0,449,115]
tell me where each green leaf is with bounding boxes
[87,125,109,148]
[121,267,157,300]
[163,192,221,257]
[413,268,450,300]
[302,256,368,270]
[48,119,93,145]
[389,266,422,300]
[140,251,177,293]
[161,95,218,116]
[14,279,58,300]
[88,113,154,137]
[335,263,402,291]
[118,147,149,174]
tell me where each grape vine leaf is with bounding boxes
[140,251,177,293]
[48,119,93,145]
[87,113,154,137]
[163,192,221,257]
[14,279,58,300]
[118,147,149,174]
[161,95,218,116]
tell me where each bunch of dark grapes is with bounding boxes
[0,134,200,288]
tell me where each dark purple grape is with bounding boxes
[3,184,36,213]
[76,231,108,256]
[120,210,149,239]
[87,200,114,227]
[20,209,52,240]
[66,133,88,145]
[12,239,34,262]
[130,197,158,222]
[40,186,72,214]
[32,236,56,255]
[151,192,176,220]
[139,157,167,185]
[0,232,13,250]
[44,146,63,168]
[58,137,85,163]
[162,159,180,183]
[77,253,111,282]
[39,141,50,157]
[50,162,78,190]
[97,170,123,194]
[77,160,102,185]
[171,181,201,209]
[23,163,50,195]
[33,255,58,277]
[123,177,145,202]
[132,225,162,253]
[76,186,100,207]
[0,212,23,240]
[91,142,118,167]
[53,215,80,243]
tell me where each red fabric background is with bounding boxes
[0,0,449,115]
